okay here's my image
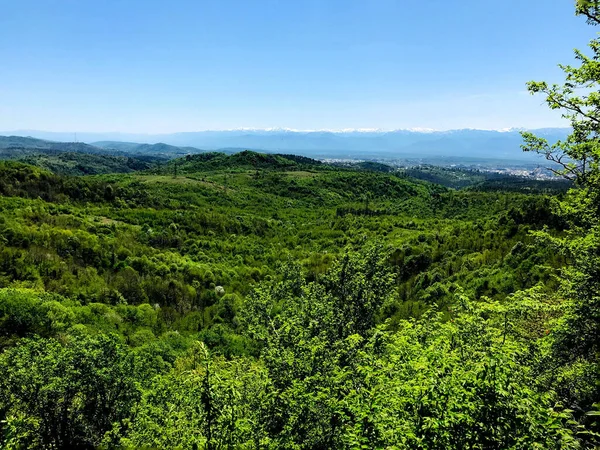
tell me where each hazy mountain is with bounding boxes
[0,135,109,154]
[2,128,570,161]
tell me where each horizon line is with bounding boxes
[2,126,571,136]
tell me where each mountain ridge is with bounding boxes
[1,128,570,162]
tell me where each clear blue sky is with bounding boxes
[1,0,596,132]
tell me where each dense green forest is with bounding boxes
[1,5,600,450]
[0,145,595,448]
[0,136,174,176]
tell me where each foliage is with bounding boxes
[519,2,600,445]
[0,334,139,449]
[0,152,583,447]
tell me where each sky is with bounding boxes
[1,0,597,133]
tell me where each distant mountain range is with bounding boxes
[1,128,570,162]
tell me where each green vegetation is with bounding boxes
[0,136,167,175]
[0,145,592,448]
[92,140,205,155]
[14,152,161,176]
[0,4,599,449]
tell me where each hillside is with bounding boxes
[16,152,161,176]
[93,140,206,156]
[0,135,167,175]
[161,150,323,173]
[0,135,108,154]
[0,149,595,448]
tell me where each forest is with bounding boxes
[1,4,600,450]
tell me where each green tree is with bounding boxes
[0,334,140,449]
[120,341,271,449]
[521,1,600,443]
[242,245,396,448]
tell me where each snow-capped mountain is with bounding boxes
[2,128,570,161]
